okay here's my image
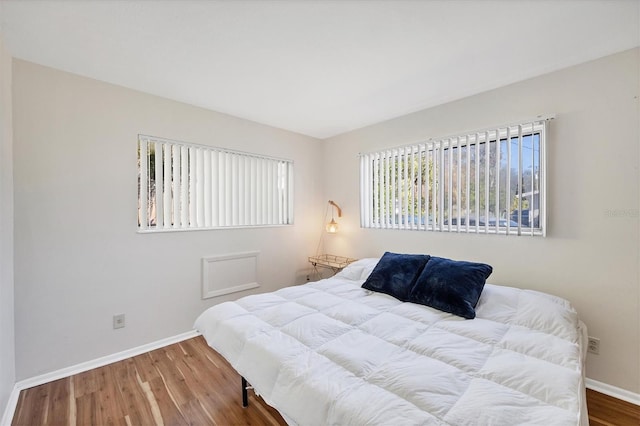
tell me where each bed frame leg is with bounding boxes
[242,377,249,407]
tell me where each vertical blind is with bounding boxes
[360,117,550,236]
[138,135,294,231]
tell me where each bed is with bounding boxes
[195,256,588,425]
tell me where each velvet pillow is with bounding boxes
[361,252,430,301]
[408,256,492,319]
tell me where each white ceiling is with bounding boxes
[1,1,638,139]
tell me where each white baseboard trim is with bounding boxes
[1,383,21,426]
[1,330,199,426]
[586,378,640,406]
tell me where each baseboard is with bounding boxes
[586,378,640,406]
[1,383,20,426]
[0,329,199,426]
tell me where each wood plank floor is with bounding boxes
[11,336,640,425]
[587,389,640,426]
[12,336,286,425]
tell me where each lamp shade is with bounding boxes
[326,200,341,233]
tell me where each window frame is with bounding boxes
[359,117,550,236]
[138,135,294,233]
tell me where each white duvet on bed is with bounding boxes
[195,258,586,426]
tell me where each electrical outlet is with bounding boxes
[587,336,600,355]
[113,314,125,329]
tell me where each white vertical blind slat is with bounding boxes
[465,136,471,232]
[255,158,260,226]
[379,152,385,227]
[261,158,268,225]
[530,122,536,236]
[217,151,225,226]
[250,157,257,226]
[377,152,383,228]
[203,150,211,227]
[359,155,366,227]
[163,143,171,228]
[154,142,164,228]
[540,121,547,237]
[278,161,284,225]
[276,162,287,224]
[269,160,275,224]
[172,145,181,229]
[359,155,365,227]
[456,137,462,232]
[231,154,238,226]
[244,157,249,225]
[211,151,219,227]
[474,135,480,233]
[188,147,197,227]
[434,145,438,231]
[417,146,423,230]
[373,153,380,227]
[423,145,429,231]
[484,131,490,234]
[282,163,287,224]
[517,125,523,236]
[366,154,373,227]
[288,162,294,224]
[404,147,409,229]
[273,161,278,224]
[240,156,246,225]
[506,127,512,235]
[495,130,501,233]
[138,139,149,229]
[383,151,389,228]
[393,152,398,228]
[225,152,233,226]
[410,147,416,230]
[447,139,453,232]
[390,151,396,227]
[180,146,189,228]
[438,143,444,231]
[196,148,205,227]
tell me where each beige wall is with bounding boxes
[0,35,15,415]
[12,60,324,380]
[323,48,640,394]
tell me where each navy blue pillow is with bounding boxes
[408,256,492,319]
[362,252,430,301]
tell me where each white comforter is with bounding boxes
[195,259,586,426]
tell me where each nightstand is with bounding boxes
[308,254,357,276]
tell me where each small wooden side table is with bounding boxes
[308,254,357,276]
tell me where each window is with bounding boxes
[138,135,294,232]
[359,118,549,236]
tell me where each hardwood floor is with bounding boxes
[587,389,640,426]
[11,336,640,425]
[12,336,286,425]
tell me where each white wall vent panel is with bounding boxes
[202,251,259,299]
